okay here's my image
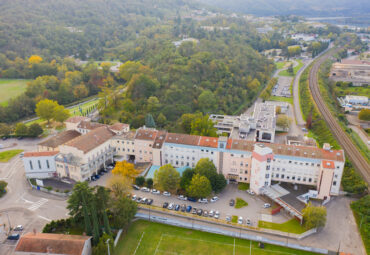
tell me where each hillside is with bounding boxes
[198,0,370,17]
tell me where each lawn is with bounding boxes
[268,95,294,105]
[279,59,304,76]
[115,220,319,255]
[0,79,30,106]
[237,183,249,190]
[68,98,99,117]
[275,61,291,70]
[0,149,23,162]
[235,198,248,209]
[258,219,307,234]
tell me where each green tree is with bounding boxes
[82,193,92,236]
[145,113,156,128]
[156,113,167,127]
[110,197,137,228]
[190,114,217,137]
[194,158,226,193]
[198,90,216,113]
[276,115,292,130]
[0,123,12,137]
[359,109,370,121]
[146,178,153,189]
[287,63,294,74]
[35,99,58,124]
[135,176,145,186]
[92,233,114,255]
[341,161,368,194]
[180,113,197,133]
[0,180,8,197]
[53,105,70,123]
[15,123,28,137]
[154,164,180,192]
[28,123,43,137]
[180,168,195,190]
[67,182,94,219]
[186,174,212,199]
[302,202,327,230]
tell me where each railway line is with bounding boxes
[308,48,370,184]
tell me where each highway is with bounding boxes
[308,48,370,184]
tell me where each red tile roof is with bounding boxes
[165,133,200,146]
[65,116,90,124]
[77,120,106,130]
[38,130,81,149]
[135,129,158,141]
[109,122,129,131]
[15,232,91,255]
[322,160,335,169]
[24,151,59,157]
[199,136,218,148]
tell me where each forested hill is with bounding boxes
[198,0,370,17]
[0,0,200,59]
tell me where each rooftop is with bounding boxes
[115,130,136,140]
[322,160,335,169]
[198,136,218,148]
[24,151,59,158]
[38,130,81,149]
[65,116,90,124]
[153,131,168,149]
[15,232,91,255]
[77,120,106,131]
[109,122,129,131]
[165,133,200,146]
[135,128,158,141]
[65,126,115,153]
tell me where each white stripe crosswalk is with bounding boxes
[28,198,48,211]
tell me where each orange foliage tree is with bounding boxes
[28,55,43,65]
[112,160,140,181]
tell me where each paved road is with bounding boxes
[308,48,370,184]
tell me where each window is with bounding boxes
[289,161,292,163]
[267,158,271,163]
[244,178,247,181]
[29,161,33,170]
[265,174,269,178]
[333,181,337,186]
[292,176,295,180]
[264,181,269,186]
[211,152,214,155]
[275,174,279,178]
[46,160,50,169]
[309,178,312,182]
[165,160,168,164]
[244,170,248,174]
[38,160,41,169]
[286,176,290,180]
[305,163,309,166]
[303,177,306,182]
[297,177,301,181]
[281,174,285,179]
[317,164,320,167]
[266,165,270,170]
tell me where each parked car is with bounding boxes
[197,209,203,216]
[187,197,197,202]
[19,152,24,158]
[180,204,186,212]
[163,191,171,197]
[246,219,251,226]
[168,203,174,210]
[151,189,160,195]
[163,202,169,208]
[91,176,96,181]
[186,205,192,213]
[238,216,243,224]
[136,197,142,203]
[229,199,235,206]
[203,210,208,217]
[175,204,180,211]
[146,199,153,205]
[107,165,114,170]
[141,187,150,192]
[131,195,137,201]
[177,195,187,201]
[210,196,219,203]
[133,185,140,190]
[226,215,231,222]
[214,211,220,219]
[192,208,197,214]
[7,234,20,240]
[94,174,100,179]
[141,198,147,204]
[263,203,271,208]
[14,225,23,231]
[209,210,215,217]
[247,189,255,195]
[198,198,208,204]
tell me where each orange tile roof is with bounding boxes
[322,160,335,169]
[15,232,91,255]
[77,120,106,130]
[65,116,90,124]
[199,136,218,148]
[166,133,200,146]
[135,129,158,141]
[24,151,59,157]
[109,122,129,131]
[38,130,81,149]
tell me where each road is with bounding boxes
[308,48,370,183]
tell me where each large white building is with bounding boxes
[23,151,58,179]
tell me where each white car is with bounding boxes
[210,196,219,202]
[238,216,243,224]
[177,195,187,201]
[226,215,231,222]
[141,187,150,192]
[14,225,24,231]
[198,198,208,204]
[168,203,174,210]
[131,195,137,201]
[151,189,160,195]
[209,210,215,217]
[263,203,271,208]
[247,190,255,195]
[163,191,171,197]
[214,211,220,219]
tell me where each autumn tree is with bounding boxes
[358,109,370,121]
[28,123,43,137]
[53,105,70,123]
[107,175,132,199]
[112,160,140,181]
[28,55,43,66]
[15,123,28,137]
[73,84,89,99]
[153,164,180,192]
[276,115,292,130]
[190,114,217,137]
[186,174,212,199]
[302,202,327,230]
[35,99,58,124]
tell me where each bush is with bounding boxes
[351,195,370,254]
[46,186,53,191]
[135,176,145,186]
[0,180,8,197]
[341,161,368,195]
[146,178,153,189]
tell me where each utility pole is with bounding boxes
[106,239,111,255]
[6,212,11,232]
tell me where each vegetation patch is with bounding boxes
[258,219,307,234]
[351,195,370,255]
[235,197,248,209]
[279,59,303,76]
[0,180,8,198]
[237,183,249,191]
[0,149,23,162]
[341,160,368,194]
[115,220,319,255]
[0,79,30,106]
[231,215,238,223]
[268,95,293,105]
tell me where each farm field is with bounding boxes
[0,79,30,106]
[115,220,319,255]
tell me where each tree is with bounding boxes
[180,113,197,133]
[186,174,212,199]
[180,168,195,190]
[53,105,70,123]
[0,123,12,137]
[145,113,156,128]
[194,158,226,193]
[276,115,292,130]
[67,182,94,219]
[214,174,227,193]
[156,113,167,127]
[107,175,131,199]
[146,178,153,189]
[135,176,145,186]
[190,114,217,137]
[28,55,43,65]
[302,202,327,230]
[112,160,140,181]
[0,180,8,197]
[100,62,112,75]
[35,99,58,124]
[358,109,370,121]
[28,123,43,137]
[92,233,114,255]
[15,123,28,137]
[154,164,180,192]
[110,197,137,228]
[73,84,89,99]
[287,63,294,74]
[198,90,216,113]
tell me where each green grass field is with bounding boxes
[279,60,303,77]
[0,79,30,106]
[235,198,248,209]
[268,96,293,105]
[258,219,307,234]
[237,183,249,191]
[115,220,319,255]
[0,149,23,162]
[275,61,291,70]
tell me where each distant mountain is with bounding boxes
[197,0,370,17]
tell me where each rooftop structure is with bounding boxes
[330,59,370,86]
[38,130,81,152]
[253,103,276,143]
[344,95,369,105]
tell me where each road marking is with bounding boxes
[154,234,163,255]
[38,215,52,222]
[133,231,145,255]
[28,198,48,211]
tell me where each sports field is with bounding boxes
[115,220,319,255]
[0,79,30,106]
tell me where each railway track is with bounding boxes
[308,48,370,184]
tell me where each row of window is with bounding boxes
[29,160,50,170]
[116,140,134,145]
[273,173,317,183]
